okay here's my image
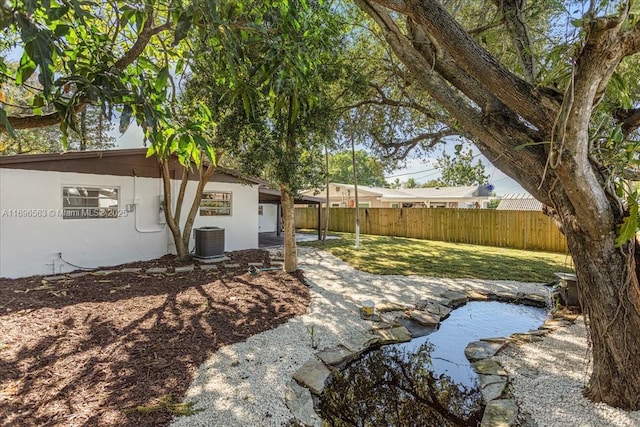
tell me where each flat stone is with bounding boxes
[285,381,322,427]
[248,262,264,267]
[466,289,490,301]
[45,275,67,281]
[423,302,451,320]
[510,332,544,343]
[479,374,508,402]
[359,311,383,322]
[376,300,410,312]
[292,358,332,395]
[465,341,505,362]
[341,332,379,354]
[93,270,118,276]
[197,255,230,263]
[199,264,218,271]
[480,399,518,427]
[398,318,435,338]
[315,345,355,367]
[440,290,467,307]
[409,310,440,326]
[67,272,88,278]
[271,261,284,267]
[473,359,508,376]
[174,265,195,273]
[373,326,412,345]
[522,294,548,307]
[224,263,241,269]
[120,267,142,273]
[146,267,167,274]
[540,319,572,330]
[494,290,520,302]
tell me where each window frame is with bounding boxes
[200,191,233,216]
[62,185,120,220]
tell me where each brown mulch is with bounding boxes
[0,250,310,427]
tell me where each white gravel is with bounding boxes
[170,247,640,427]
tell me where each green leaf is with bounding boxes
[119,105,132,134]
[17,15,56,97]
[146,144,156,158]
[16,51,36,85]
[60,121,68,150]
[173,9,193,46]
[615,199,639,247]
[571,18,583,28]
[0,107,16,138]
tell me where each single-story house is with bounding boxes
[300,183,496,209]
[0,148,320,278]
[496,193,544,211]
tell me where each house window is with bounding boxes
[390,203,400,208]
[200,191,232,216]
[358,202,370,208]
[331,203,341,207]
[62,186,119,219]
[258,205,264,215]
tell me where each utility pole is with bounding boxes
[351,139,360,250]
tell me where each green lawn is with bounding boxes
[300,232,574,283]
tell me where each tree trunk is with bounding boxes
[566,231,640,409]
[159,158,217,261]
[280,185,298,272]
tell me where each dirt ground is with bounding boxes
[0,250,310,426]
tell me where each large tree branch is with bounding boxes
[614,108,640,136]
[366,0,560,131]
[4,12,173,132]
[491,0,536,82]
[354,0,553,204]
[382,128,457,160]
[550,15,627,241]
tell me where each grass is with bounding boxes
[300,232,574,283]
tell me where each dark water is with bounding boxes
[320,301,548,427]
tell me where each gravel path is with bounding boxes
[170,247,640,427]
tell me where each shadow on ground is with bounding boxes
[0,250,310,427]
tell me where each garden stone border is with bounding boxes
[41,258,276,280]
[288,289,578,427]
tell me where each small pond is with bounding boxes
[320,301,549,427]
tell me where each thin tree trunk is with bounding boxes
[179,162,217,259]
[566,232,640,409]
[160,161,187,258]
[80,108,87,151]
[159,158,217,261]
[351,139,360,250]
[323,146,330,241]
[280,185,298,272]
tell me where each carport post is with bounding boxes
[317,203,321,240]
[276,203,282,236]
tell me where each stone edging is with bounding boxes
[286,289,578,427]
[41,258,286,281]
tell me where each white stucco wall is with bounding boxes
[179,180,258,254]
[0,169,258,278]
[258,203,278,233]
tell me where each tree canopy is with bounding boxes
[328,150,390,187]
[354,0,640,409]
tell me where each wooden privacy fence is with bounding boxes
[295,207,568,253]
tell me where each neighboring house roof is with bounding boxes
[382,186,488,201]
[0,148,263,185]
[496,193,543,211]
[302,182,493,203]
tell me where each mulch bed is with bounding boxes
[0,250,310,426]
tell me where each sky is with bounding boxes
[384,137,527,196]
[111,123,527,197]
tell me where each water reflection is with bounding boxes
[320,342,483,427]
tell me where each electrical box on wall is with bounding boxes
[158,196,166,224]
